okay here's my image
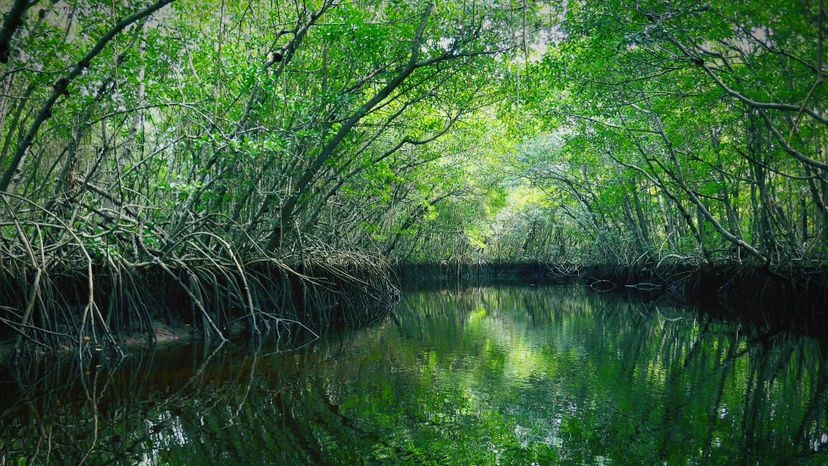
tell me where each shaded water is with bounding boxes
[1,285,827,464]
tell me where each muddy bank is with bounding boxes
[0,320,194,362]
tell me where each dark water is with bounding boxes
[1,285,827,465]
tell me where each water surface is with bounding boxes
[1,285,827,464]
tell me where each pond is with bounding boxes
[1,285,827,464]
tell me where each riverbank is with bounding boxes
[2,259,826,360]
[0,255,399,360]
[396,261,828,333]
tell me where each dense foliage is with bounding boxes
[0,0,825,346]
[500,0,828,267]
[399,0,828,267]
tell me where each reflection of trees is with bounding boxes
[0,334,383,465]
[397,286,828,463]
[1,286,826,464]
[561,292,828,464]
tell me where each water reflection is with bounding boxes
[1,286,827,464]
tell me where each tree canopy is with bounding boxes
[0,0,825,269]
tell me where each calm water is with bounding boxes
[1,285,827,464]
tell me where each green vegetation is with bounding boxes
[0,0,825,349]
